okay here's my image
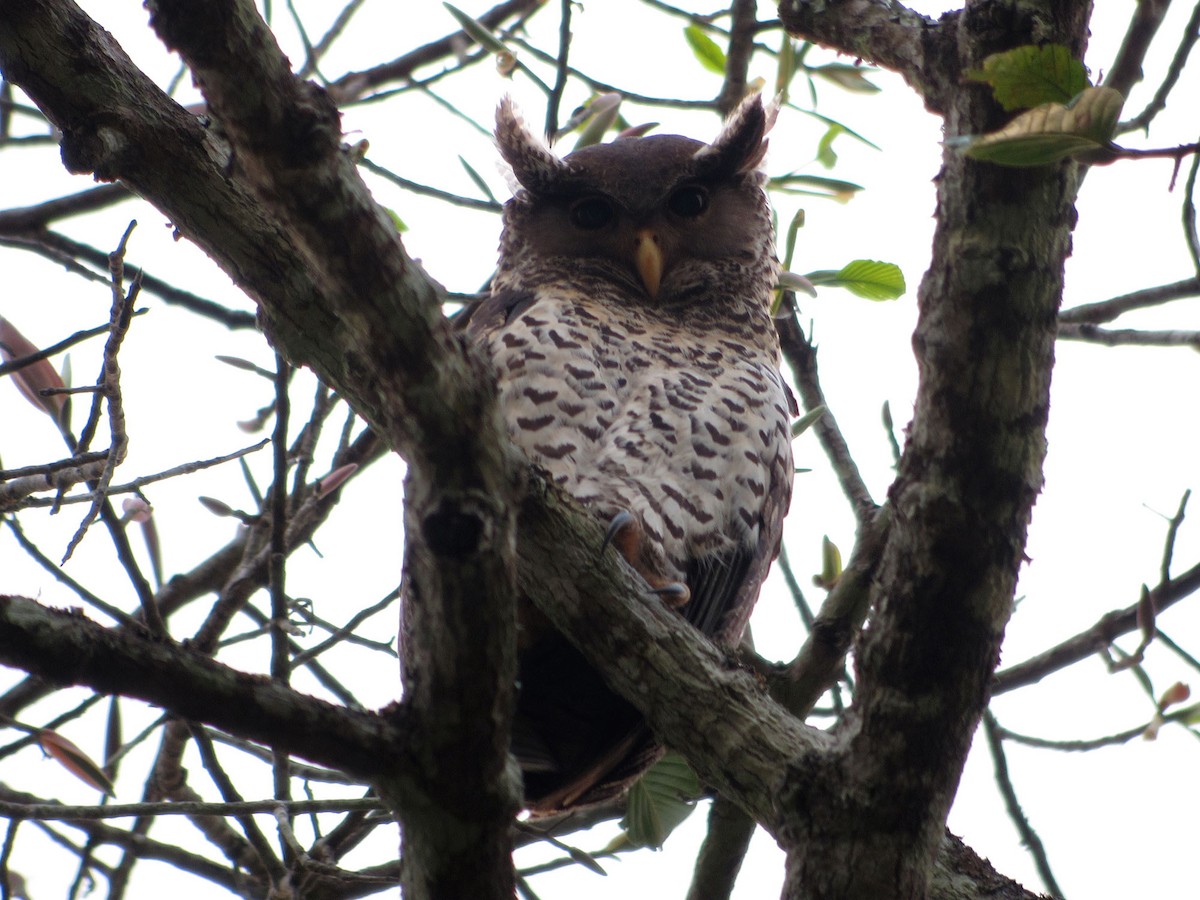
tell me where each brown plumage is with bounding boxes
[468,95,794,813]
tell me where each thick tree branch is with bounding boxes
[0,5,520,896]
[0,2,1110,898]
[0,594,411,780]
[773,2,1092,896]
[516,477,831,835]
[776,0,946,107]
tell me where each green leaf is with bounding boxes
[617,752,702,849]
[383,206,408,232]
[775,35,797,104]
[443,3,509,54]
[791,108,881,152]
[965,44,1090,110]
[806,260,906,300]
[962,86,1124,167]
[1177,702,1200,726]
[572,94,623,149]
[683,24,726,76]
[769,173,863,201]
[816,123,843,169]
[814,535,842,589]
[810,63,880,93]
[782,208,805,270]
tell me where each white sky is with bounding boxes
[2,1,1199,897]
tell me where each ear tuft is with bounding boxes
[495,97,570,194]
[693,93,771,177]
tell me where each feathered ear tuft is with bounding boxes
[495,96,570,194]
[692,93,771,178]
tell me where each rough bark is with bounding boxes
[776,1,1090,896]
[0,0,1095,897]
[1,1,521,897]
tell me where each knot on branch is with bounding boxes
[421,497,489,559]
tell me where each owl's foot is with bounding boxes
[602,511,691,608]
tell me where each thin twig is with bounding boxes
[1055,323,1200,347]
[1104,0,1173,101]
[993,559,1200,694]
[189,724,285,883]
[995,720,1147,752]
[0,229,256,329]
[1057,277,1200,325]
[544,0,573,139]
[359,157,502,212]
[715,0,759,116]
[1161,490,1190,584]
[1118,0,1200,134]
[0,184,131,231]
[10,440,271,509]
[326,0,547,102]
[290,588,401,668]
[982,712,1065,899]
[298,0,370,79]
[776,304,877,524]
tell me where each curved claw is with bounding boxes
[604,511,643,566]
[600,510,639,559]
[602,510,691,610]
[647,581,691,608]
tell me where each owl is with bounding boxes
[466,94,795,813]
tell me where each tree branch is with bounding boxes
[1058,276,1200,324]
[0,594,411,779]
[776,0,945,107]
[993,558,1200,694]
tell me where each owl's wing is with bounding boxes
[687,378,796,644]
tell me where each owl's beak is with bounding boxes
[634,229,663,298]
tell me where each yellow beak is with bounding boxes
[634,229,663,298]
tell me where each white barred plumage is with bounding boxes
[468,94,793,812]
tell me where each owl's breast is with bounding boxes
[482,294,793,581]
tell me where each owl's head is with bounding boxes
[494,95,775,306]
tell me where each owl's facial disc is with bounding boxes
[634,229,664,298]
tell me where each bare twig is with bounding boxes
[982,712,1064,899]
[9,440,271,510]
[995,720,1148,752]
[544,0,572,139]
[1161,490,1191,584]
[0,229,256,329]
[993,559,1200,694]
[1117,1,1200,134]
[715,0,759,116]
[776,304,877,523]
[1055,323,1200,347]
[0,184,131,230]
[190,724,286,884]
[1104,0,1173,101]
[359,156,502,212]
[326,0,546,101]
[1058,277,1200,325]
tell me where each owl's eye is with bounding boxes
[569,197,615,230]
[667,185,709,218]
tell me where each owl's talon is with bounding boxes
[601,510,642,562]
[603,511,690,608]
[647,581,691,608]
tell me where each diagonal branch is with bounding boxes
[0,594,412,780]
[776,0,945,107]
